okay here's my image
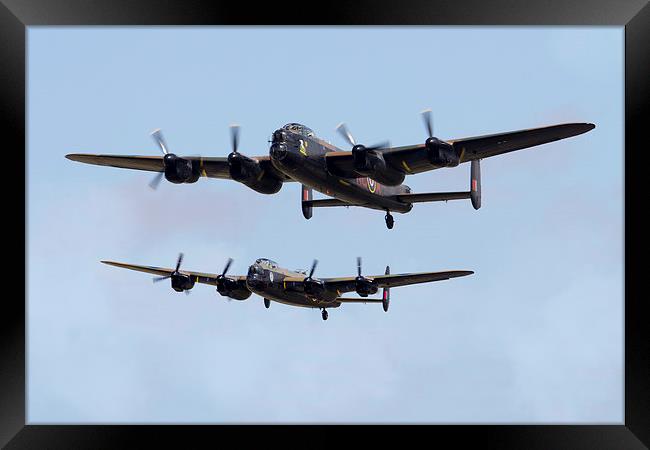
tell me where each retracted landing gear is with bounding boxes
[321,309,328,321]
[385,211,394,230]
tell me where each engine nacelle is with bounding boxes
[228,153,283,194]
[352,145,405,186]
[171,273,195,292]
[216,277,252,300]
[425,137,460,168]
[164,154,200,184]
[355,277,378,297]
[304,278,326,298]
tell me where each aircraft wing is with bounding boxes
[314,270,474,294]
[101,260,246,286]
[450,122,595,162]
[65,154,293,181]
[325,123,595,177]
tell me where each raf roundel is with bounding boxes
[367,178,377,193]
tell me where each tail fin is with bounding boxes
[301,185,313,219]
[470,159,481,210]
[382,265,390,312]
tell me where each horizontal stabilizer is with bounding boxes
[303,198,359,208]
[336,297,383,303]
[394,191,471,204]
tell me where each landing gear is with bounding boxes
[264,298,270,309]
[385,212,394,230]
[321,309,328,321]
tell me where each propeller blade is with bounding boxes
[421,109,433,138]
[335,122,356,147]
[153,275,171,283]
[357,257,362,277]
[175,253,184,272]
[184,290,191,296]
[309,259,319,278]
[366,141,391,151]
[150,129,170,155]
[222,258,233,277]
[148,171,164,190]
[230,124,240,154]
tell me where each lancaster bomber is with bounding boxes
[101,254,473,321]
[67,111,595,229]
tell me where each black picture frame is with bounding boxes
[4,0,648,447]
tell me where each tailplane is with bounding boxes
[394,158,482,210]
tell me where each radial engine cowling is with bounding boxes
[228,153,283,194]
[216,277,252,300]
[304,278,326,298]
[171,273,195,292]
[355,277,378,297]
[425,137,460,168]
[164,154,200,184]
[352,145,405,186]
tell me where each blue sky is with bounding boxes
[27,27,623,423]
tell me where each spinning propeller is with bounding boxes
[153,253,190,295]
[355,256,363,281]
[152,253,184,283]
[303,259,324,296]
[227,124,241,167]
[420,108,458,167]
[421,108,444,149]
[216,258,234,284]
[148,128,202,189]
[216,257,235,300]
[306,259,319,281]
[335,123,389,171]
[421,108,435,140]
[148,129,173,190]
[354,256,377,297]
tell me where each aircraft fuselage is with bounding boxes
[269,126,413,213]
[244,259,341,308]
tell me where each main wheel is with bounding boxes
[385,213,394,229]
[264,298,270,309]
[321,309,328,321]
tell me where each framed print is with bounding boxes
[3,0,648,447]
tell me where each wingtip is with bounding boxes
[66,153,94,163]
[576,122,595,133]
[456,270,474,277]
[100,260,119,267]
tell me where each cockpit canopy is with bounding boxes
[255,258,278,269]
[282,123,315,137]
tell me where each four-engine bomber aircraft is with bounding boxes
[101,254,473,321]
[67,111,595,229]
